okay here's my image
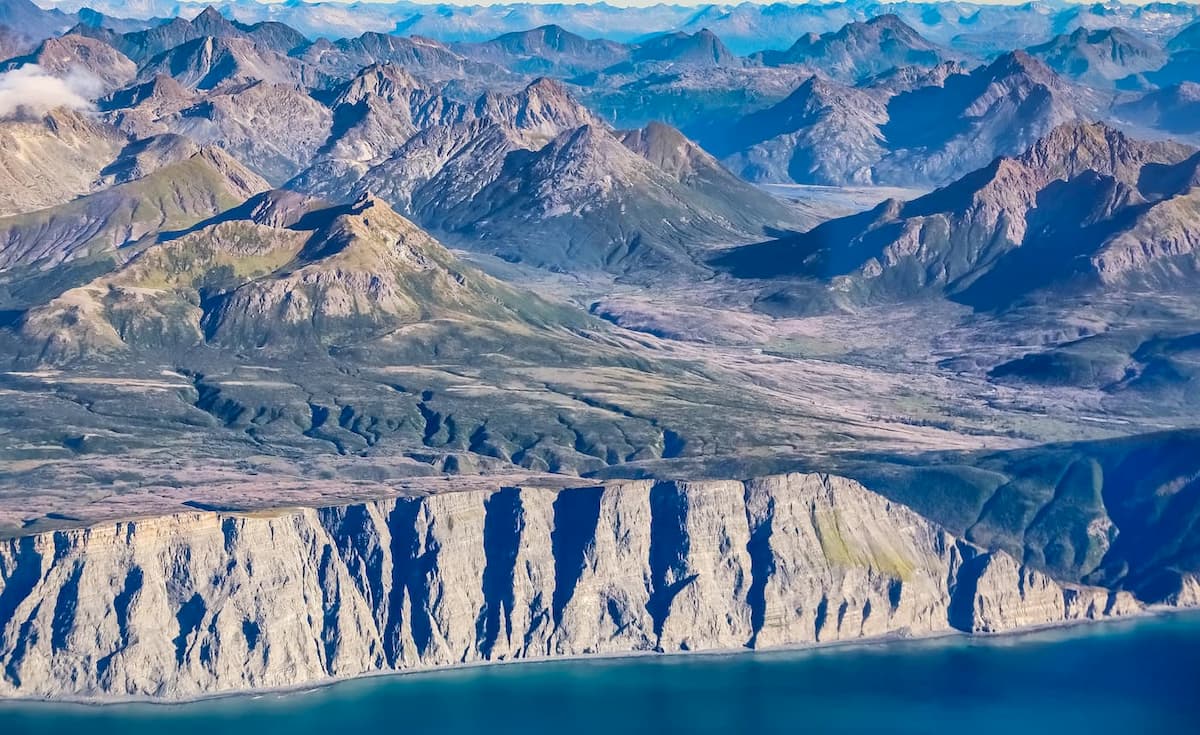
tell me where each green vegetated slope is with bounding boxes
[850,430,1200,601]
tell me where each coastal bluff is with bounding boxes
[0,473,1182,701]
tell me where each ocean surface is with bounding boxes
[4,614,1200,735]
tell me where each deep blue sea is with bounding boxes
[3,614,1199,735]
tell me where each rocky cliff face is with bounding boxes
[0,472,1166,702]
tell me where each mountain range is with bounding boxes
[1026,26,1168,88]
[2,4,1198,309]
[284,71,803,275]
[718,50,1106,187]
[31,0,1200,55]
[754,14,959,82]
[714,123,1199,310]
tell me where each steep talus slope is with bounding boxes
[428,123,786,273]
[335,75,601,211]
[0,144,269,271]
[875,51,1106,186]
[0,473,1153,700]
[0,110,127,218]
[290,74,597,219]
[349,118,531,221]
[0,34,137,92]
[617,120,799,230]
[101,73,196,133]
[286,63,473,197]
[470,75,602,147]
[106,64,422,186]
[714,123,1198,308]
[720,75,888,185]
[109,78,334,185]
[138,35,322,92]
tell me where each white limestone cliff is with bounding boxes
[0,473,1168,701]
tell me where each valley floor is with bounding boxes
[3,231,1197,536]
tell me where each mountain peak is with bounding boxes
[991,49,1040,71]
[830,13,927,44]
[619,121,720,180]
[1072,26,1140,44]
[1017,120,1193,185]
[538,124,614,165]
[308,189,432,262]
[350,189,384,213]
[193,6,226,24]
[1026,24,1165,86]
[865,13,915,32]
[523,76,570,97]
[3,33,136,92]
[19,184,573,357]
[473,78,599,146]
[190,5,236,35]
[631,27,737,66]
[521,24,579,46]
[762,12,946,80]
[210,188,320,230]
[337,62,424,106]
[982,49,1064,87]
[714,122,1198,306]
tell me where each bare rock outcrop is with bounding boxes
[951,551,1141,633]
[0,473,1171,701]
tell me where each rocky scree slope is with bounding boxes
[0,109,129,219]
[0,140,269,271]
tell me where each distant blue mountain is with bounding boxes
[30,1,1200,55]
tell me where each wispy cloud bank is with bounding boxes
[0,65,103,120]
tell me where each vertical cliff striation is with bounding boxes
[0,473,1174,701]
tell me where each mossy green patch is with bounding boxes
[814,507,915,580]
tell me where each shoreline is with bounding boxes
[3,604,1198,711]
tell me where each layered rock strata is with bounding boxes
[0,473,1167,701]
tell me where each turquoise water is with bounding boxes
[3,615,1200,734]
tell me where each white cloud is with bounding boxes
[0,64,102,120]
